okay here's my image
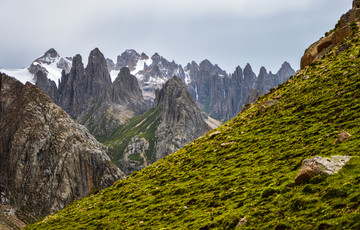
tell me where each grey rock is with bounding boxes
[106,58,115,72]
[118,76,215,175]
[58,49,146,136]
[154,76,211,159]
[0,73,124,224]
[114,49,294,121]
[295,155,352,184]
[120,137,150,175]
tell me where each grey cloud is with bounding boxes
[0,0,353,73]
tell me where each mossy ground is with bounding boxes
[98,107,161,166]
[26,30,360,229]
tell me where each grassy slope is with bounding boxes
[98,107,161,166]
[26,31,360,229]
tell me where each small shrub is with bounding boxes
[302,184,316,194]
[322,187,348,199]
[261,187,277,199]
[289,197,308,211]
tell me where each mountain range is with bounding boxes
[109,49,295,120]
[1,48,294,122]
[101,76,219,175]
[0,73,124,228]
[24,0,360,229]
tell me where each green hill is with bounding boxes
[26,12,360,230]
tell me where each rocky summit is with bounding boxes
[57,48,147,136]
[110,50,295,121]
[101,76,218,175]
[0,73,124,228]
[26,1,360,229]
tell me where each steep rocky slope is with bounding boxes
[0,74,124,227]
[26,2,360,229]
[186,61,295,120]
[57,48,147,136]
[110,49,294,120]
[1,48,147,137]
[100,76,217,175]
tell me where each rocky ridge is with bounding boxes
[0,73,124,227]
[58,48,147,136]
[109,50,295,120]
[2,48,294,124]
[1,48,147,137]
[103,76,217,175]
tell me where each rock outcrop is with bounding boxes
[294,156,351,184]
[154,76,212,159]
[0,73,124,224]
[58,48,147,136]
[108,76,216,175]
[111,50,295,121]
[301,0,360,69]
[186,61,295,120]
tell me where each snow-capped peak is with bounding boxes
[0,48,72,87]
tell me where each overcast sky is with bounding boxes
[0,0,353,73]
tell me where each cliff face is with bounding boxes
[0,73,124,224]
[110,50,294,121]
[57,49,147,136]
[153,76,212,159]
[25,2,360,228]
[185,61,295,120]
[103,76,217,175]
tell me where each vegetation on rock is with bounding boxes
[26,7,360,230]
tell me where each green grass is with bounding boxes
[98,107,161,166]
[26,28,360,229]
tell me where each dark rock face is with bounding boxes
[117,76,215,175]
[0,73,124,224]
[35,70,59,103]
[57,49,146,136]
[112,67,147,115]
[186,61,295,121]
[106,58,115,72]
[58,54,86,117]
[154,76,212,159]
[111,50,294,121]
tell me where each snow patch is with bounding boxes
[195,85,199,101]
[0,68,35,85]
[44,62,64,87]
[110,70,119,82]
[1,54,72,87]
[184,69,191,84]
[131,58,153,75]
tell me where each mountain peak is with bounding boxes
[259,66,268,75]
[125,49,138,55]
[89,47,104,59]
[354,0,360,8]
[44,48,60,59]
[244,63,252,69]
[34,48,60,65]
[151,53,161,61]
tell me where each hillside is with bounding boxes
[26,5,360,230]
[100,76,216,175]
[0,74,124,229]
